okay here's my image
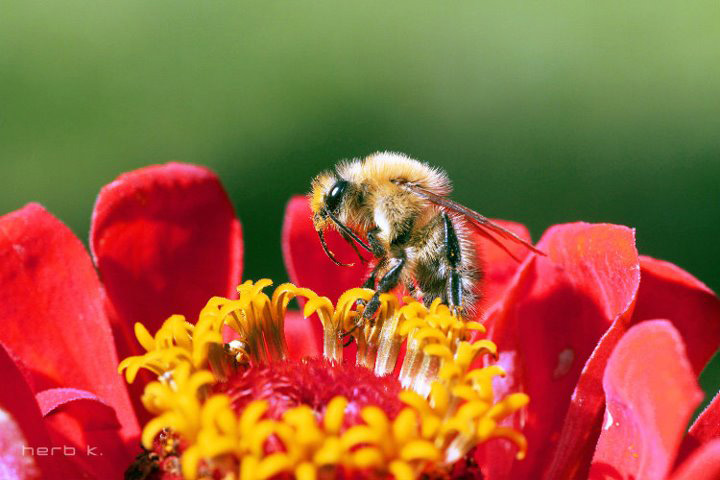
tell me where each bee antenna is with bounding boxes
[325,209,373,254]
[341,231,369,265]
[316,227,354,267]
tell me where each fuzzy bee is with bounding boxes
[309,152,542,323]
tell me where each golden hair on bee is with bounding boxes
[308,151,543,324]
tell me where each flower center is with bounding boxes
[217,358,403,427]
[120,280,529,480]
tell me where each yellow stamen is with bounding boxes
[120,280,530,479]
[323,396,348,435]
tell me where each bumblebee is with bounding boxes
[309,152,542,322]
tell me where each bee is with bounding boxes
[309,152,542,323]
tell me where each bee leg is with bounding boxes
[404,280,417,297]
[341,261,382,339]
[341,257,401,340]
[362,255,406,320]
[361,258,387,289]
[443,213,464,316]
[355,228,388,305]
[341,316,365,339]
[361,272,376,289]
[367,227,386,258]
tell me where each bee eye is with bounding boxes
[325,180,348,212]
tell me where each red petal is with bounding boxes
[91,163,243,357]
[479,223,640,479]
[678,390,720,463]
[0,343,63,480]
[544,319,628,479]
[38,388,133,480]
[91,163,242,423]
[633,255,720,375]
[589,320,703,480]
[0,406,43,480]
[0,204,139,446]
[472,219,532,311]
[282,195,368,302]
[284,310,322,360]
[690,389,720,442]
[545,255,720,478]
[670,439,720,480]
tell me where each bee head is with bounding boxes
[309,172,349,230]
[308,171,370,267]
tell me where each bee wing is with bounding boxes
[398,182,545,261]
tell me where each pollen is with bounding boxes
[119,280,529,479]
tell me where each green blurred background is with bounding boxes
[2,2,719,398]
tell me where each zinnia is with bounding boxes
[0,163,717,480]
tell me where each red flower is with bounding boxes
[0,164,718,479]
[0,163,242,479]
[283,195,720,480]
